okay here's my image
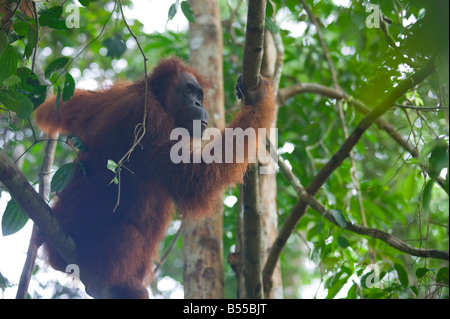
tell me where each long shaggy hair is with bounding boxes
[34,57,275,298]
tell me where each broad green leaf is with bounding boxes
[38,6,63,27]
[266,0,275,18]
[337,236,349,248]
[108,158,120,185]
[416,267,430,279]
[47,19,70,31]
[326,273,349,299]
[0,45,18,83]
[394,263,408,288]
[51,162,76,193]
[180,1,195,22]
[13,19,30,36]
[0,89,18,113]
[25,25,37,59]
[265,16,280,34]
[111,177,119,185]
[44,57,70,79]
[0,89,33,118]
[62,73,75,101]
[107,159,119,172]
[421,180,433,214]
[346,284,357,299]
[102,37,127,58]
[428,139,449,179]
[0,32,8,56]
[404,173,416,200]
[15,92,34,119]
[3,75,21,86]
[79,0,90,7]
[331,209,347,228]
[168,3,177,20]
[436,267,449,283]
[2,199,29,236]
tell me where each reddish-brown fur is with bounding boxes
[34,57,275,298]
[0,0,34,30]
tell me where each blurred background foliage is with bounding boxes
[0,0,448,299]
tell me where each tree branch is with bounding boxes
[264,146,449,263]
[263,59,437,287]
[16,136,58,299]
[300,0,368,230]
[277,82,447,194]
[0,151,78,266]
[0,150,120,298]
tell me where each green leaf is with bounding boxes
[51,162,76,193]
[107,159,119,172]
[62,73,75,101]
[0,90,18,113]
[168,3,178,20]
[416,267,430,279]
[44,57,70,79]
[428,139,449,179]
[79,0,90,7]
[47,19,70,31]
[25,26,37,59]
[2,199,29,236]
[346,284,357,299]
[180,1,195,22]
[265,16,280,34]
[266,0,274,18]
[394,263,409,288]
[13,19,30,37]
[421,180,433,214]
[337,236,349,248]
[436,267,449,284]
[0,45,18,83]
[107,160,120,185]
[331,209,347,228]
[404,173,416,200]
[102,36,127,58]
[15,92,34,119]
[16,67,48,108]
[326,273,349,299]
[0,89,33,118]
[0,32,8,56]
[38,6,63,27]
[2,75,21,86]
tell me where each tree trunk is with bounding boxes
[260,30,283,298]
[182,0,225,299]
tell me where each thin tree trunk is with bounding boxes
[260,29,284,299]
[182,0,225,299]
